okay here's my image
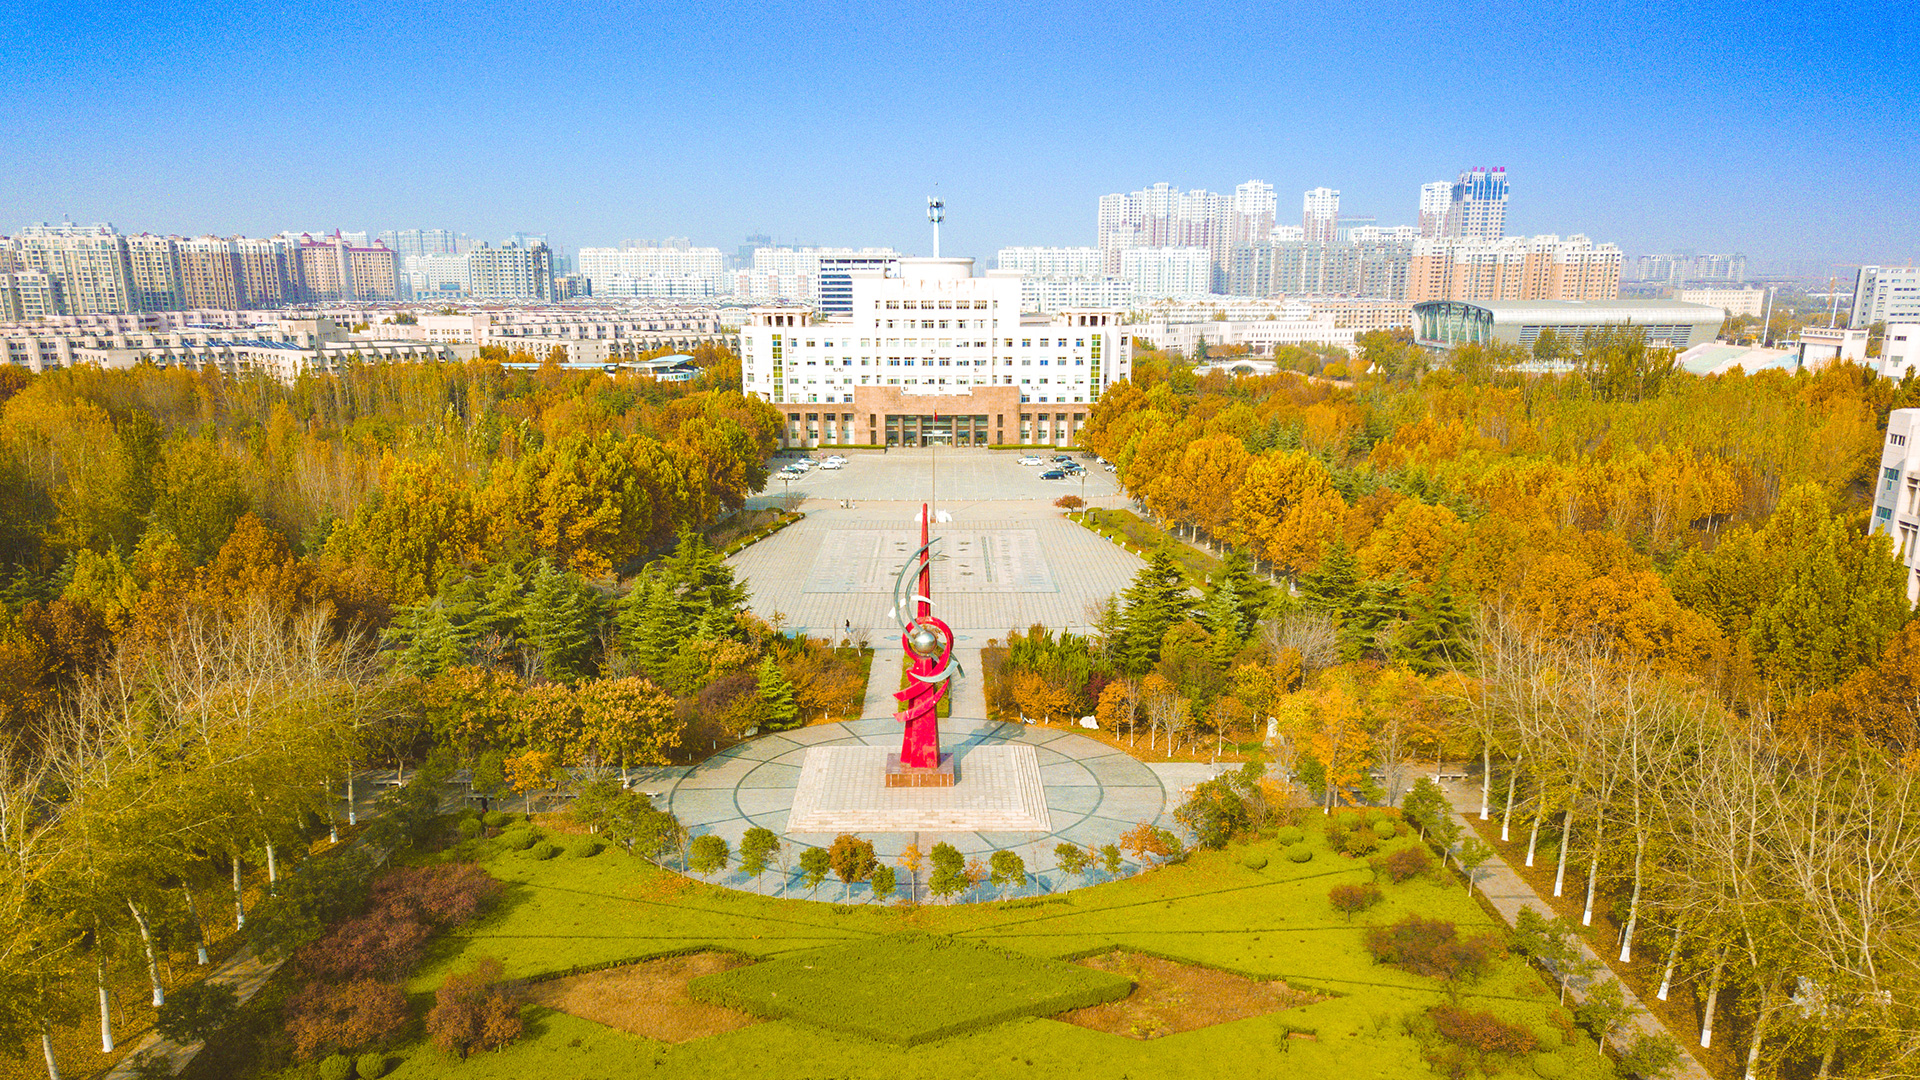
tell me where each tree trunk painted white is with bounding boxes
[1526,808,1542,867]
[1656,928,1680,1001]
[346,764,357,826]
[1743,984,1773,1080]
[40,1021,60,1080]
[1816,1035,1837,1079]
[126,899,164,1007]
[1580,825,1603,925]
[1500,753,1523,842]
[1701,950,1725,1048]
[1619,830,1648,962]
[96,955,113,1054]
[232,855,246,929]
[265,841,278,888]
[182,885,208,965]
[1479,744,1491,820]
[1552,808,1573,897]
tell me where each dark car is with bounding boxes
[1039,469,1067,480]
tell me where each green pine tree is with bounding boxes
[756,655,800,731]
[520,559,601,683]
[1116,550,1191,674]
[381,599,469,677]
[1298,540,1357,613]
[1204,550,1274,642]
[1398,576,1470,674]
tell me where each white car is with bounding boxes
[1018,455,1045,466]
[819,460,843,470]
[824,455,847,464]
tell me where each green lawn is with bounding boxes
[1068,508,1223,586]
[374,817,1615,1079]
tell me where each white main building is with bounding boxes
[740,257,1127,448]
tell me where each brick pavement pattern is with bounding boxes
[785,745,1051,832]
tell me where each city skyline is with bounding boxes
[5,0,1915,274]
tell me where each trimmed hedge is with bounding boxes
[1532,1052,1569,1078]
[1242,852,1269,870]
[565,837,604,859]
[318,1055,352,1080]
[529,841,561,861]
[357,1052,390,1078]
[501,829,539,851]
[1372,818,1399,839]
[1286,843,1314,863]
[482,811,514,829]
[1275,826,1305,846]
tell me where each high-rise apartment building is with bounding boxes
[1407,234,1620,304]
[1120,247,1213,299]
[1301,188,1340,244]
[1419,182,1452,239]
[378,228,472,258]
[12,223,136,315]
[996,248,1133,312]
[1097,181,1272,281]
[125,235,185,312]
[467,243,554,301]
[1445,167,1509,240]
[995,247,1104,278]
[235,238,293,307]
[178,237,240,310]
[740,248,900,310]
[580,244,730,299]
[347,245,400,302]
[1852,266,1920,329]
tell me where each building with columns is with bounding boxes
[740,257,1128,448]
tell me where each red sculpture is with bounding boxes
[890,504,958,785]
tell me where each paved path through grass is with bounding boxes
[1437,780,1715,1080]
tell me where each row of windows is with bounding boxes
[882,300,990,310]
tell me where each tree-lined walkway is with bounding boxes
[1437,780,1715,1080]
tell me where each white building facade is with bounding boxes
[1871,407,1920,603]
[1852,266,1920,329]
[1119,246,1212,299]
[577,245,729,298]
[739,258,1128,447]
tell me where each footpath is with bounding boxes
[1436,780,1715,1080]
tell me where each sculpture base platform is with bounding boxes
[885,754,956,788]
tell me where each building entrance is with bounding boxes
[884,413,990,447]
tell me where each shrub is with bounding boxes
[1276,825,1305,845]
[1532,1024,1564,1050]
[869,864,898,902]
[1326,817,1380,857]
[318,1054,353,1080]
[372,863,502,928]
[284,979,410,1059]
[1286,843,1313,863]
[427,956,524,1058]
[1374,846,1434,884]
[456,818,482,840]
[529,841,561,861]
[298,907,432,981]
[1242,852,1269,870]
[1429,1004,1536,1064]
[357,1052,390,1078]
[565,836,604,858]
[1327,882,1383,921]
[1533,1052,1569,1078]
[1365,915,1497,988]
[1054,495,1085,509]
[1615,1033,1682,1079]
[154,980,238,1044]
[501,829,538,851]
[1372,817,1399,839]
[482,810,514,829]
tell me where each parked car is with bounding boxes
[1104,463,1117,472]
[824,455,847,464]
[819,460,843,470]
[1052,455,1075,463]
[1039,469,1067,480]
[1017,455,1045,466]
[1062,464,1085,475]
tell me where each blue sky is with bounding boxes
[2,0,1914,274]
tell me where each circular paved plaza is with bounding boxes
[656,717,1194,901]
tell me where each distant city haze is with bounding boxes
[3,0,1913,274]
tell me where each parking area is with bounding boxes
[762,446,1122,504]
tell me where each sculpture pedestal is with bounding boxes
[885,753,957,788]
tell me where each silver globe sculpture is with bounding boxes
[907,623,944,658]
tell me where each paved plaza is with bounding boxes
[731,455,1141,641]
[654,718,1202,899]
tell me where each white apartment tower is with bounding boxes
[1302,188,1340,244]
[1419,182,1453,239]
[739,258,1128,448]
